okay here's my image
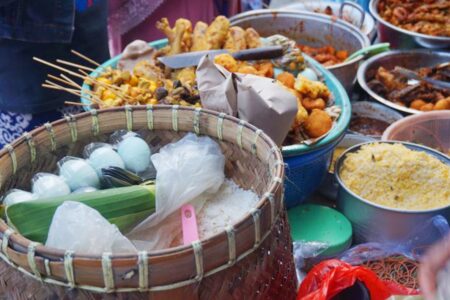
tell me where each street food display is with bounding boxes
[367,63,450,111]
[377,0,450,37]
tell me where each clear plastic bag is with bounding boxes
[111,130,154,176]
[83,142,125,176]
[339,216,450,265]
[1,189,37,206]
[32,173,71,198]
[58,156,100,191]
[45,201,136,254]
[127,133,225,250]
[294,241,329,283]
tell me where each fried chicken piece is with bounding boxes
[224,26,247,52]
[192,21,209,51]
[294,75,331,100]
[255,61,274,78]
[156,18,192,55]
[206,16,230,49]
[303,109,333,138]
[236,64,259,75]
[214,53,238,72]
[245,27,262,49]
[133,60,164,81]
[277,72,296,89]
[375,66,404,91]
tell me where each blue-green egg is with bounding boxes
[88,147,125,176]
[117,136,151,173]
[59,159,100,191]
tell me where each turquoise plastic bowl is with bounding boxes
[81,39,351,206]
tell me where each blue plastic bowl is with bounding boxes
[81,39,351,208]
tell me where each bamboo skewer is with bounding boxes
[43,80,103,105]
[56,59,95,72]
[60,74,81,89]
[34,56,132,103]
[64,101,94,107]
[70,49,100,66]
[47,74,79,90]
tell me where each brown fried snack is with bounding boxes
[206,16,230,49]
[156,18,192,55]
[224,26,247,52]
[191,21,209,51]
[245,27,262,48]
[303,109,333,138]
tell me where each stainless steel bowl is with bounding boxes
[318,133,375,200]
[369,0,450,49]
[335,141,450,243]
[276,1,377,41]
[349,101,404,138]
[229,9,370,93]
[357,49,450,115]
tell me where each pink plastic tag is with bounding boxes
[181,204,199,245]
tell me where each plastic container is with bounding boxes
[288,204,352,257]
[81,39,351,209]
[382,111,450,157]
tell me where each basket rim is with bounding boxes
[80,39,351,157]
[0,105,284,257]
[0,105,287,292]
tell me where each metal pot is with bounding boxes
[357,49,450,115]
[229,9,370,93]
[335,141,450,243]
[349,101,404,139]
[276,1,376,41]
[369,0,450,49]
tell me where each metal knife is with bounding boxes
[157,46,284,69]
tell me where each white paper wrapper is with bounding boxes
[196,56,298,146]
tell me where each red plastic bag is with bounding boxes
[297,259,420,300]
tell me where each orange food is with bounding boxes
[303,109,333,138]
[410,99,427,110]
[302,97,326,112]
[237,65,258,75]
[420,103,435,111]
[255,61,274,78]
[434,99,450,110]
[298,44,349,66]
[276,72,295,89]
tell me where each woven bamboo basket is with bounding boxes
[0,105,296,299]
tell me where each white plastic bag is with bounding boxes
[128,133,225,250]
[46,201,136,254]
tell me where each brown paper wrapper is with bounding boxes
[196,56,298,146]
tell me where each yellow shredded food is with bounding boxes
[340,143,450,210]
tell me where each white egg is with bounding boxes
[88,147,125,175]
[300,68,318,81]
[2,189,36,206]
[72,186,98,194]
[117,136,151,173]
[32,174,71,198]
[59,159,100,191]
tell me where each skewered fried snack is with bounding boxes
[245,28,262,48]
[191,21,209,51]
[156,18,192,55]
[206,16,230,49]
[224,26,247,52]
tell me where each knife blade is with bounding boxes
[157,46,284,69]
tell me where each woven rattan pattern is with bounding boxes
[0,106,296,299]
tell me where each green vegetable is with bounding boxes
[6,184,155,244]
